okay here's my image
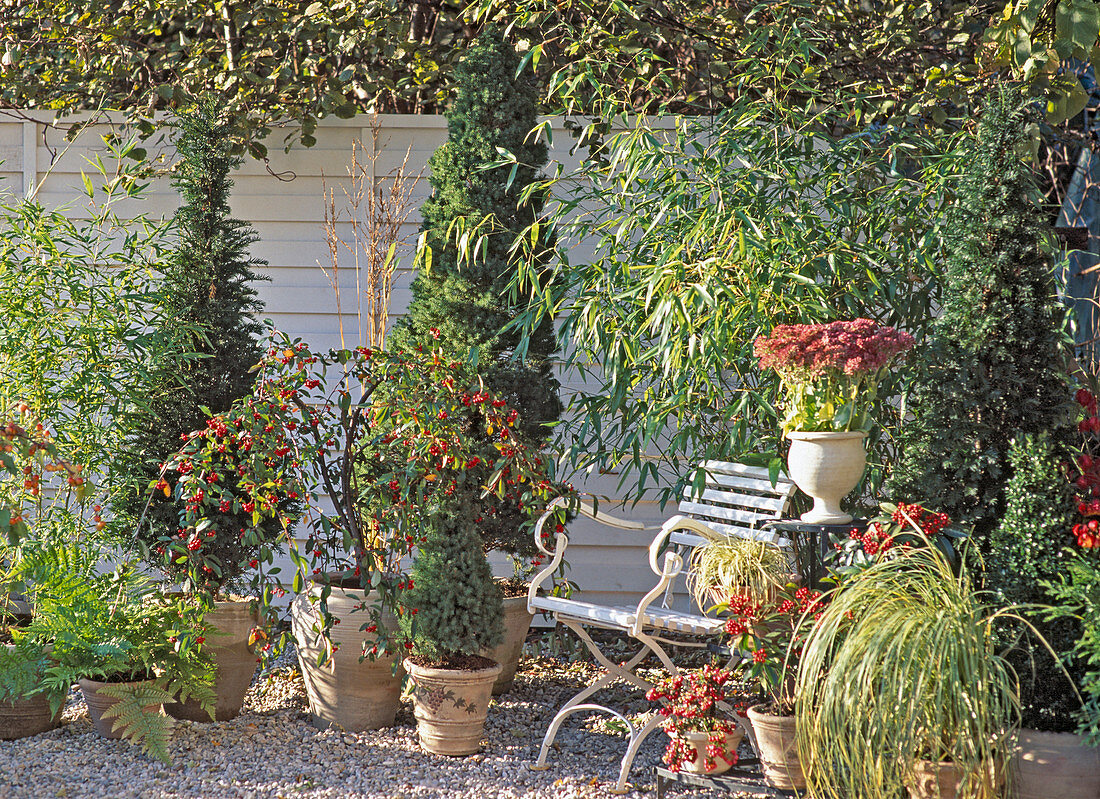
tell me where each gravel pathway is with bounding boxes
[0,649,742,799]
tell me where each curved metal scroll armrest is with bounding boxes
[629,515,723,637]
[528,497,569,615]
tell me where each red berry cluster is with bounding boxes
[646,663,740,773]
[1070,388,1100,551]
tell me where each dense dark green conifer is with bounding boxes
[389,27,561,559]
[118,98,266,558]
[989,434,1083,731]
[887,85,1074,545]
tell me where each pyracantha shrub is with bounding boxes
[646,663,743,773]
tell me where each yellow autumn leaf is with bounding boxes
[162,484,172,497]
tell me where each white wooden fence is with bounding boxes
[0,111,675,608]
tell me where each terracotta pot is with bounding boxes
[405,657,503,756]
[786,430,867,524]
[906,758,1004,799]
[747,705,805,790]
[0,642,61,739]
[668,727,746,776]
[483,594,532,695]
[291,584,405,731]
[166,598,259,722]
[1015,728,1100,799]
[78,677,162,740]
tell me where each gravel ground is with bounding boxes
[0,645,747,799]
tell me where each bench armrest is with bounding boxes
[630,515,724,636]
[527,496,655,615]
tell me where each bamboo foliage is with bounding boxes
[795,547,1020,799]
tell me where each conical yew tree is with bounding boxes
[119,97,267,568]
[887,84,1074,545]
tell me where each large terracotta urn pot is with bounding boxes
[78,677,162,739]
[483,594,532,695]
[0,643,60,739]
[906,758,1003,799]
[747,705,805,790]
[785,431,867,524]
[166,598,259,722]
[1015,728,1100,799]
[405,657,502,756]
[291,583,405,731]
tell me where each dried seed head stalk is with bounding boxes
[320,116,422,352]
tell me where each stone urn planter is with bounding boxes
[785,430,867,524]
[405,657,503,756]
[747,705,805,790]
[483,594,532,695]
[78,677,162,739]
[1014,728,1100,799]
[0,643,60,739]
[291,583,404,731]
[166,598,259,722]
[668,727,746,776]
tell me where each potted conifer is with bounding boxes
[114,97,271,722]
[389,26,562,694]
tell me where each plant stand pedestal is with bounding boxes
[655,757,799,798]
[762,519,868,589]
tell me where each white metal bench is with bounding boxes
[526,461,796,793]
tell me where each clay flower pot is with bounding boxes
[405,657,503,756]
[483,594,532,695]
[78,677,162,740]
[0,642,61,740]
[166,598,259,722]
[747,704,805,790]
[668,727,746,776]
[906,758,1003,799]
[1014,728,1100,799]
[786,430,867,524]
[291,584,405,731]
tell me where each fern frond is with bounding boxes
[98,680,176,762]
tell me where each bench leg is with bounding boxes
[531,620,664,792]
[612,711,664,794]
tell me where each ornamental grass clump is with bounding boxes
[754,318,914,434]
[646,663,742,773]
[796,545,1020,799]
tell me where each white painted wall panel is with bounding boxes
[0,111,687,609]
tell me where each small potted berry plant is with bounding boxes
[646,663,745,775]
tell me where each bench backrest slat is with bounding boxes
[663,461,796,609]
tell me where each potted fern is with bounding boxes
[23,553,214,761]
